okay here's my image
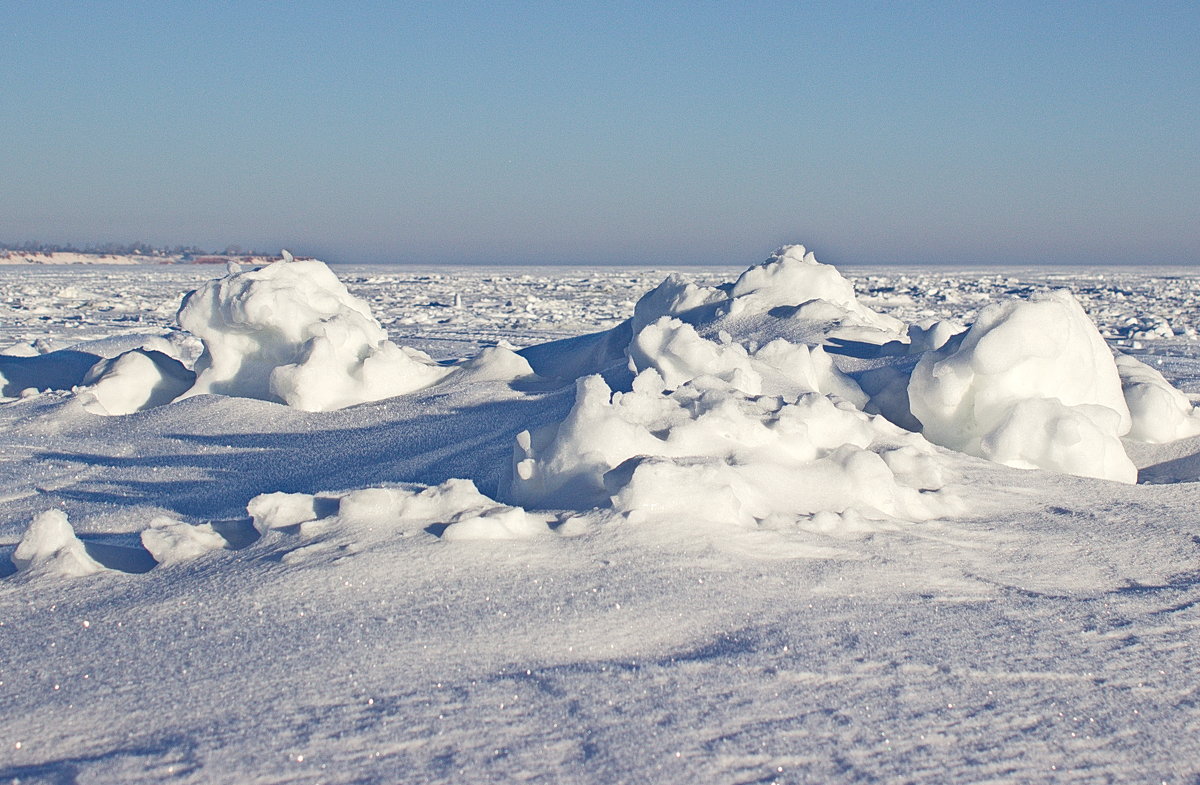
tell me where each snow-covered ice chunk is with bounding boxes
[334,480,550,540]
[249,479,548,544]
[248,491,325,534]
[907,318,966,354]
[140,517,228,565]
[627,317,761,394]
[626,317,866,405]
[909,290,1135,482]
[177,258,450,411]
[512,370,955,527]
[440,506,550,541]
[977,397,1134,480]
[79,349,195,415]
[630,273,726,334]
[11,510,105,578]
[1117,354,1200,443]
[726,245,904,334]
[336,479,496,531]
[752,338,868,408]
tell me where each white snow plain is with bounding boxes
[2,249,1200,783]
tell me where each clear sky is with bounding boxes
[2,1,1197,266]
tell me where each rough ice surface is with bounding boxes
[909,289,1137,482]
[177,258,450,410]
[3,255,1200,783]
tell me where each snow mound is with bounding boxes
[630,273,726,334]
[247,479,549,545]
[1116,354,1200,443]
[627,317,763,395]
[11,510,105,578]
[451,344,537,384]
[511,370,954,528]
[909,290,1136,483]
[248,491,328,534]
[79,349,195,415]
[177,258,451,411]
[626,316,866,406]
[725,245,904,335]
[140,517,228,565]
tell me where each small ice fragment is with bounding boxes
[11,510,104,578]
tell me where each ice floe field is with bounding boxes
[2,250,1199,784]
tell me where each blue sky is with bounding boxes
[2,1,1197,265]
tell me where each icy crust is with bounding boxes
[512,369,956,527]
[1116,354,1200,443]
[177,258,452,411]
[909,290,1137,483]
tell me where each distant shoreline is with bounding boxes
[0,250,287,266]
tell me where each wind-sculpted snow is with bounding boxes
[1116,353,1200,443]
[178,258,452,410]
[3,249,1200,783]
[78,349,194,415]
[512,370,954,527]
[909,289,1137,482]
[726,244,904,337]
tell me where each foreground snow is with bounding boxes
[1,251,1199,783]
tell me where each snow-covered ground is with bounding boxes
[2,254,1199,783]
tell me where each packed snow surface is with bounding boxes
[2,249,1200,783]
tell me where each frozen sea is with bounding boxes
[1,260,1199,783]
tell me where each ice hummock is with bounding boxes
[511,370,954,527]
[176,257,451,411]
[5,249,1200,782]
[727,245,904,336]
[9,242,1199,550]
[1116,354,1200,444]
[908,290,1137,483]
